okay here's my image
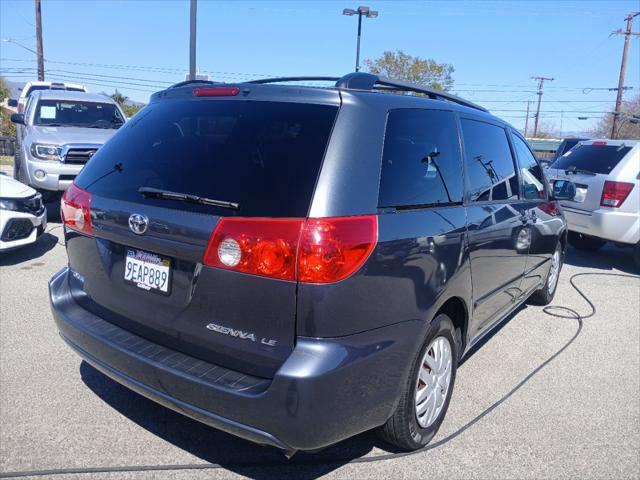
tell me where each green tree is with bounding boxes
[364,50,454,91]
[110,89,129,106]
[591,94,640,139]
[123,104,144,118]
[0,75,10,102]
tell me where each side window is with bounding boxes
[511,134,546,200]
[461,119,518,202]
[379,109,463,208]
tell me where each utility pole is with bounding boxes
[188,0,197,81]
[524,100,531,137]
[34,0,44,81]
[532,76,553,137]
[610,12,639,139]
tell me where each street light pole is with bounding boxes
[343,6,378,72]
[355,10,363,72]
[189,0,197,81]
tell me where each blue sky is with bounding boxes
[1,0,639,135]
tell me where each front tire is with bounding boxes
[568,231,606,251]
[376,314,458,451]
[528,244,563,305]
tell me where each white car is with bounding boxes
[545,139,639,267]
[0,174,47,251]
[9,81,86,114]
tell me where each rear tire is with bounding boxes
[567,231,606,251]
[528,244,563,306]
[633,244,640,271]
[376,314,458,451]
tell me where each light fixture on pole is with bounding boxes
[342,6,378,72]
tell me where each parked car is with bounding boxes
[49,72,572,455]
[542,137,589,167]
[545,139,639,267]
[8,81,87,114]
[0,173,46,251]
[11,90,126,196]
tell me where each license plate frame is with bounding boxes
[124,248,172,295]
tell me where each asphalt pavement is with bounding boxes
[1,206,639,480]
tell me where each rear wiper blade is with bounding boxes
[138,187,239,210]
[564,165,596,176]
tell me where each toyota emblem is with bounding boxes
[128,214,149,235]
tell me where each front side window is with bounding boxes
[461,119,518,202]
[34,100,125,129]
[379,109,463,208]
[511,133,546,200]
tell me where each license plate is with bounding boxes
[124,249,171,294]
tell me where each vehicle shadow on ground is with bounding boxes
[79,361,399,479]
[78,306,529,479]
[563,244,639,275]
[0,232,58,266]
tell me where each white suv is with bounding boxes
[545,139,639,267]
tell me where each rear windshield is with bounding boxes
[75,100,338,217]
[551,144,632,174]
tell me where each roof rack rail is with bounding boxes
[169,79,216,89]
[247,76,340,85]
[245,72,487,112]
[335,72,487,112]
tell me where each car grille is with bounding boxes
[64,148,98,164]
[15,193,45,216]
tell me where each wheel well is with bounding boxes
[436,297,468,355]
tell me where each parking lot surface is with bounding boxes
[1,208,639,480]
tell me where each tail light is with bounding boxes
[204,218,303,281]
[600,181,634,208]
[203,215,378,283]
[61,183,93,235]
[297,216,377,283]
[539,201,560,216]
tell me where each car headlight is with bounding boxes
[0,198,20,211]
[30,143,62,161]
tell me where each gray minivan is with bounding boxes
[49,73,572,455]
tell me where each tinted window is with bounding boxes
[511,134,546,200]
[379,109,463,208]
[461,119,518,202]
[76,100,338,217]
[551,144,632,175]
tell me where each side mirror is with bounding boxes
[10,113,25,125]
[552,180,576,201]
[8,99,18,108]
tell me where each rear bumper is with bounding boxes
[49,267,423,451]
[561,206,640,245]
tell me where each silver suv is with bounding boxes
[545,139,639,266]
[11,90,126,195]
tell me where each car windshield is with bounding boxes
[551,144,632,174]
[33,99,125,129]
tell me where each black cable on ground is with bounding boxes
[1,272,638,479]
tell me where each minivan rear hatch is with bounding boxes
[65,89,340,378]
